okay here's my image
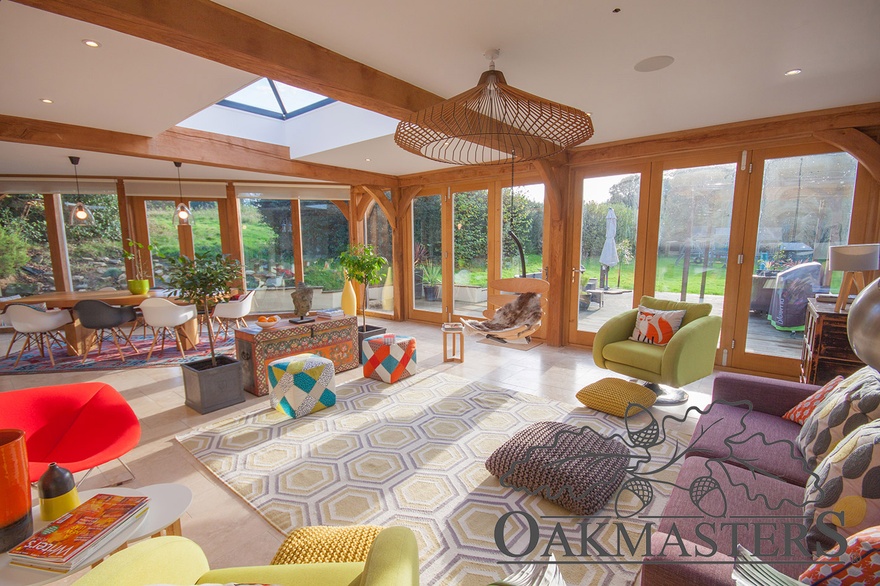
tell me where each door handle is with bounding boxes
[571,266,584,284]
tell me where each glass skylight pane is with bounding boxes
[275,82,328,113]
[224,78,283,114]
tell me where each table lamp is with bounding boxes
[829,243,880,312]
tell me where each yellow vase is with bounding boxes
[342,280,357,316]
[382,270,393,311]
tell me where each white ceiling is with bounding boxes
[2,0,880,188]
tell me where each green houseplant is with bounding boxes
[121,239,154,294]
[339,244,388,354]
[164,252,245,414]
[421,263,442,302]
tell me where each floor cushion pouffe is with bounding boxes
[576,377,657,417]
[267,353,336,419]
[271,525,383,565]
[485,421,630,515]
[0,382,141,482]
[362,334,417,383]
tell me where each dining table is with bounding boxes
[0,290,200,356]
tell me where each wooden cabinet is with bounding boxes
[800,298,864,385]
[235,315,359,396]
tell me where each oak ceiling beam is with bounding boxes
[362,185,397,230]
[814,128,880,183]
[12,0,444,121]
[0,115,399,187]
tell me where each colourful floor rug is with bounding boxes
[0,332,235,374]
[177,371,691,585]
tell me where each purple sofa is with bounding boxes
[641,372,821,585]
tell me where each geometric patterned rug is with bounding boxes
[0,332,235,374]
[176,370,691,585]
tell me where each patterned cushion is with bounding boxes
[485,421,630,515]
[798,367,880,469]
[799,526,880,585]
[271,525,382,565]
[629,306,686,346]
[267,353,336,419]
[576,377,656,417]
[784,375,846,425]
[362,334,417,383]
[804,419,880,554]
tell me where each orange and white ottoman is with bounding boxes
[362,334,417,383]
[267,353,336,418]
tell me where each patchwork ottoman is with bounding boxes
[267,353,336,418]
[362,334,417,383]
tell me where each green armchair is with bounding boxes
[592,296,722,402]
[72,526,419,586]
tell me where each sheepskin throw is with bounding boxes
[463,292,543,332]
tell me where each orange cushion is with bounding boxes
[782,375,844,424]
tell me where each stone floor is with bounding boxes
[0,318,714,583]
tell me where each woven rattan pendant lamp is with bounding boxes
[394,50,594,165]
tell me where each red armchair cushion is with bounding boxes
[0,382,140,482]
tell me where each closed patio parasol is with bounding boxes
[599,208,618,289]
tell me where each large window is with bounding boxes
[502,184,544,278]
[63,194,124,291]
[190,201,222,258]
[240,198,294,313]
[574,173,641,337]
[744,152,857,358]
[365,204,394,314]
[0,194,55,296]
[655,163,735,313]
[145,200,179,287]
[300,200,348,292]
[412,195,442,314]
[452,189,489,318]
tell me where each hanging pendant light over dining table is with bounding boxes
[394,50,594,165]
[172,161,194,227]
[67,156,95,226]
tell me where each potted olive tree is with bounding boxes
[339,244,388,354]
[165,252,245,414]
[121,239,154,294]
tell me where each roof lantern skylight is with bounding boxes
[219,78,334,120]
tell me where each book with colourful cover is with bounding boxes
[8,493,149,572]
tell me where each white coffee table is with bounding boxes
[0,483,193,586]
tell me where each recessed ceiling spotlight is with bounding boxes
[40,98,54,104]
[784,68,802,76]
[634,55,675,73]
[82,39,101,48]
[612,7,621,13]
[365,158,371,162]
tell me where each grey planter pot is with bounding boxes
[182,355,245,414]
[357,324,387,364]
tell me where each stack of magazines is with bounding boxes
[8,493,149,572]
[316,308,345,319]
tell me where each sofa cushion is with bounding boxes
[804,419,880,554]
[798,367,880,470]
[602,340,664,375]
[640,532,737,586]
[799,525,880,585]
[629,306,686,346]
[686,402,813,487]
[783,375,845,425]
[657,456,809,578]
[485,421,630,515]
[639,295,712,327]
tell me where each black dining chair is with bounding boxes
[73,300,139,363]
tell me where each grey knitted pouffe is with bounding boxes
[485,421,630,515]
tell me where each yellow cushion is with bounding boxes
[272,525,382,565]
[576,377,657,417]
[602,340,664,374]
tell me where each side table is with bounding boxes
[442,323,464,363]
[0,483,192,586]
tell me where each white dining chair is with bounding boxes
[212,291,255,340]
[138,298,198,360]
[4,304,73,367]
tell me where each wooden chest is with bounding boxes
[800,298,864,385]
[235,315,359,396]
